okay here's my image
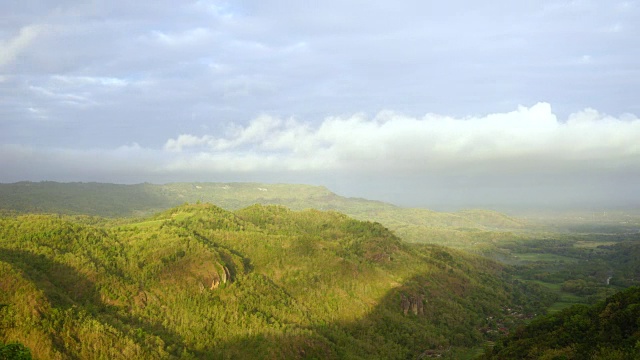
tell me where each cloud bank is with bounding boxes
[2,103,639,210]
[160,103,639,173]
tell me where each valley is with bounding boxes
[1,182,639,359]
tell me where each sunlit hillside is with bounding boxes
[0,204,552,359]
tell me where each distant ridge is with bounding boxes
[0,181,526,245]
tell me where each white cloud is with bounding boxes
[164,134,214,152]
[160,103,640,176]
[603,23,623,33]
[579,55,593,64]
[0,24,44,67]
[151,27,213,47]
[192,1,235,18]
[51,75,129,87]
[28,85,97,108]
[5,103,640,178]
[26,106,48,120]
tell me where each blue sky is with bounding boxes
[1,1,639,210]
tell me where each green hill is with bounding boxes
[0,181,527,247]
[479,286,640,359]
[0,204,552,359]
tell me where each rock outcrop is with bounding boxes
[401,294,425,315]
[210,265,231,289]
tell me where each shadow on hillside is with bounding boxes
[0,249,207,358]
[210,271,492,360]
[0,246,517,359]
[0,249,102,309]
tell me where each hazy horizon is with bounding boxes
[3,180,639,215]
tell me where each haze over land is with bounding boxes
[1,1,639,211]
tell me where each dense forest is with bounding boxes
[0,203,553,359]
[480,286,640,359]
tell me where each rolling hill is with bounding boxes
[0,203,552,359]
[0,181,526,247]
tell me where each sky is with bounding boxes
[1,0,639,211]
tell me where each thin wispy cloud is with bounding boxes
[0,25,44,67]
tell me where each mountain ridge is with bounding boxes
[0,181,526,246]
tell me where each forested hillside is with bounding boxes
[479,286,640,359]
[0,204,552,359]
[2,182,639,312]
[0,181,527,246]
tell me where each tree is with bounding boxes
[0,342,32,360]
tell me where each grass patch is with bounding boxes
[117,219,166,229]
[510,252,579,264]
[546,299,583,313]
[517,279,587,313]
[573,241,617,249]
